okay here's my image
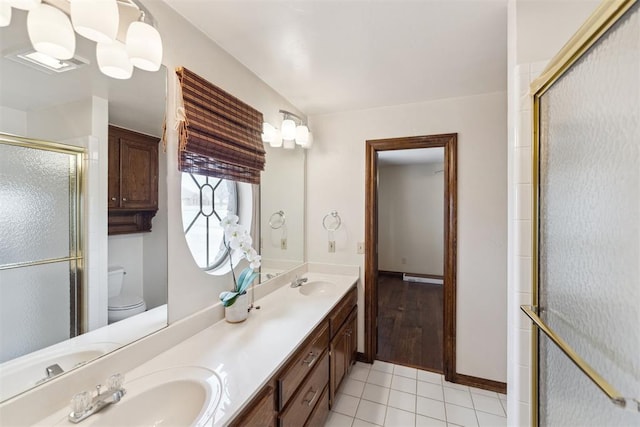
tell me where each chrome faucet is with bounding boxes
[36,363,65,385]
[290,275,308,288]
[68,374,126,423]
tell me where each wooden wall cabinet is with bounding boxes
[231,285,358,427]
[108,125,159,235]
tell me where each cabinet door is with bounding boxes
[329,325,348,406]
[230,385,276,427]
[346,309,358,374]
[107,133,121,208]
[119,136,158,209]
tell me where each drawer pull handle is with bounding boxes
[302,352,317,367]
[302,388,318,406]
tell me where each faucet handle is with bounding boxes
[107,373,124,391]
[71,391,91,416]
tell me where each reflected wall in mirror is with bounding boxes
[0,9,167,401]
[260,144,305,281]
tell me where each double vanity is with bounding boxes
[1,265,359,426]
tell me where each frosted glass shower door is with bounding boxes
[0,137,83,363]
[530,1,640,425]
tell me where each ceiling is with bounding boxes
[378,147,444,166]
[163,0,508,116]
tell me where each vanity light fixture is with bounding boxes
[262,110,313,150]
[5,0,163,79]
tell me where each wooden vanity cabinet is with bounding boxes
[230,285,357,427]
[108,125,159,235]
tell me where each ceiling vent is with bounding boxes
[5,48,88,74]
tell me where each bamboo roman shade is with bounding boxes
[176,67,265,184]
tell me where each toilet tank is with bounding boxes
[107,266,126,298]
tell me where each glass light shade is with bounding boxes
[294,125,309,145]
[7,0,40,10]
[270,129,283,148]
[283,139,296,150]
[96,41,133,80]
[70,0,119,43]
[262,122,276,144]
[301,131,313,149]
[126,21,163,71]
[281,118,296,140]
[27,4,75,60]
[0,2,11,27]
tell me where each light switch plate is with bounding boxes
[329,241,336,253]
[357,242,365,254]
[280,238,287,250]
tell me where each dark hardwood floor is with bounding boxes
[376,272,444,372]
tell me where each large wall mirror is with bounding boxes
[0,9,167,401]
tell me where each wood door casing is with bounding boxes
[364,133,457,380]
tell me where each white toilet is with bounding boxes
[107,266,146,323]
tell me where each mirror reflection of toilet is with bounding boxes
[107,266,146,323]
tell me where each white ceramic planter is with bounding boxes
[224,293,249,323]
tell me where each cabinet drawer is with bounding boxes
[329,287,357,337]
[278,322,329,410]
[304,386,329,427]
[279,351,329,427]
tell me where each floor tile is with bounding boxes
[443,388,473,409]
[362,383,391,405]
[325,410,354,427]
[342,378,366,398]
[445,403,479,427]
[387,389,416,412]
[417,370,443,385]
[372,360,394,373]
[356,399,387,426]
[333,393,360,417]
[469,387,497,398]
[367,370,393,388]
[393,364,418,379]
[353,418,381,427]
[416,414,448,427]
[351,365,373,382]
[416,396,446,421]
[443,380,469,391]
[471,394,504,417]
[476,411,507,427]
[417,380,444,401]
[391,375,417,393]
[355,361,373,371]
[384,407,415,427]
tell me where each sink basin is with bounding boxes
[58,367,222,427]
[299,281,337,296]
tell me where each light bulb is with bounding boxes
[71,0,119,43]
[0,2,11,27]
[27,4,75,60]
[270,129,283,148]
[262,122,275,144]
[283,139,295,150]
[294,125,309,145]
[301,131,313,149]
[281,118,296,141]
[7,0,40,11]
[126,21,163,71]
[96,41,133,79]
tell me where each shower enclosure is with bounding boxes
[0,135,83,363]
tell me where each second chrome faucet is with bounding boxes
[68,374,126,423]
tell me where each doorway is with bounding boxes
[364,133,457,380]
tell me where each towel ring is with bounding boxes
[269,210,286,229]
[322,210,341,231]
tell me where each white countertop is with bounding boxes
[40,271,358,426]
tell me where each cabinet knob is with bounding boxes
[122,198,127,201]
[111,197,116,201]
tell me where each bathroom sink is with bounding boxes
[56,366,222,427]
[299,281,337,296]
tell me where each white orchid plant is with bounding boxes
[218,214,261,307]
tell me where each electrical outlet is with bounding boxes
[357,242,365,254]
[280,238,287,250]
[329,241,336,253]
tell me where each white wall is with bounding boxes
[507,1,600,425]
[307,91,508,382]
[0,106,26,135]
[141,0,305,322]
[378,163,444,275]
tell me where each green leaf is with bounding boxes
[236,268,251,291]
[238,271,258,294]
[220,290,239,307]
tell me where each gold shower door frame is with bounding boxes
[0,133,85,337]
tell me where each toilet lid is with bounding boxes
[108,294,145,310]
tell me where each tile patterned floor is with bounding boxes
[325,361,507,427]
